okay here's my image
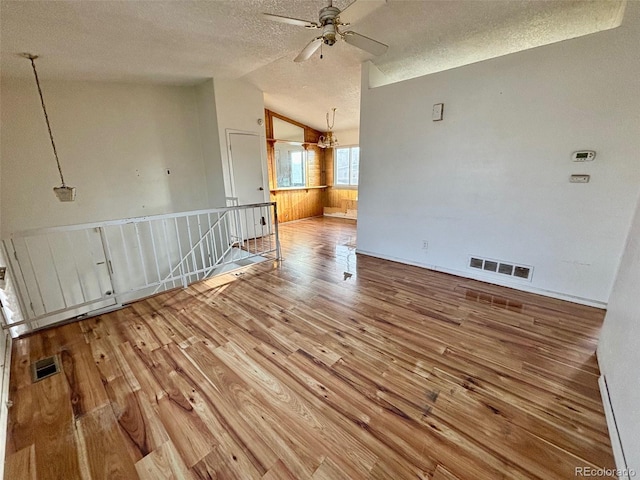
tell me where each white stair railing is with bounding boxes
[1,202,281,336]
[151,209,234,293]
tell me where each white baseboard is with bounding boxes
[355,249,607,308]
[598,375,630,479]
[0,330,13,480]
[323,213,358,220]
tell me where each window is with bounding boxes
[335,146,359,187]
[275,142,306,188]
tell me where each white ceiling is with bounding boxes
[0,0,625,131]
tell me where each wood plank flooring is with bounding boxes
[5,217,615,479]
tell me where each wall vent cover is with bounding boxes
[31,355,61,383]
[469,256,533,281]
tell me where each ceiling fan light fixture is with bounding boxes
[318,131,338,149]
[264,0,388,62]
[318,107,339,149]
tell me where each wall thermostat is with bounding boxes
[572,150,596,162]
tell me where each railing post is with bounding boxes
[97,226,119,303]
[180,259,188,289]
[273,202,282,260]
[2,240,30,329]
[0,303,8,331]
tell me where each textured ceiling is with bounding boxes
[0,0,626,131]
[367,0,626,87]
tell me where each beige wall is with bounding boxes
[358,4,640,305]
[195,79,227,207]
[1,79,213,234]
[598,188,640,473]
[213,79,269,202]
[334,128,359,147]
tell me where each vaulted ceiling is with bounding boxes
[0,0,626,131]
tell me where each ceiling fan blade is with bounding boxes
[339,0,386,25]
[342,31,388,56]
[294,37,323,62]
[263,13,319,29]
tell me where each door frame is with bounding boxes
[225,129,269,203]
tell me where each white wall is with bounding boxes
[598,189,640,473]
[357,4,640,305]
[334,128,360,146]
[195,79,227,207]
[1,79,212,234]
[213,79,269,201]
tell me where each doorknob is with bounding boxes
[258,187,264,191]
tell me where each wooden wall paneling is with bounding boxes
[325,148,334,187]
[306,146,323,187]
[264,110,276,190]
[270,190,324,223]
[304,126,321,145]
[267,141,276,191]
[325,188,358,210]
[264,109,274,139]
[264,110,363,221]
[265,110,326,223]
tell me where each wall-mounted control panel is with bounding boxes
[572,150,596,162]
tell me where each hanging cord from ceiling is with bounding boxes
[326,107,336,130]
[318,108,338,148]
[24,54,66,188]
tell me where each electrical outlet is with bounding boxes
[422,240,429,250]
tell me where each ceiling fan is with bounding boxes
[264,0,388,62]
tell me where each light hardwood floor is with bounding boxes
[5,217,614,479]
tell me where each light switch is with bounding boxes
[432,103,444,121]
[570,175,590,183]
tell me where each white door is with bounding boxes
[228,132,266,205]
[228,132,267,241]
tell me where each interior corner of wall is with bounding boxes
[363,61,389,90]
[613,0,628,29]
[197,77,214,88]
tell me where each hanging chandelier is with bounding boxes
[21,53,76,202]
[318,107,339,149]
